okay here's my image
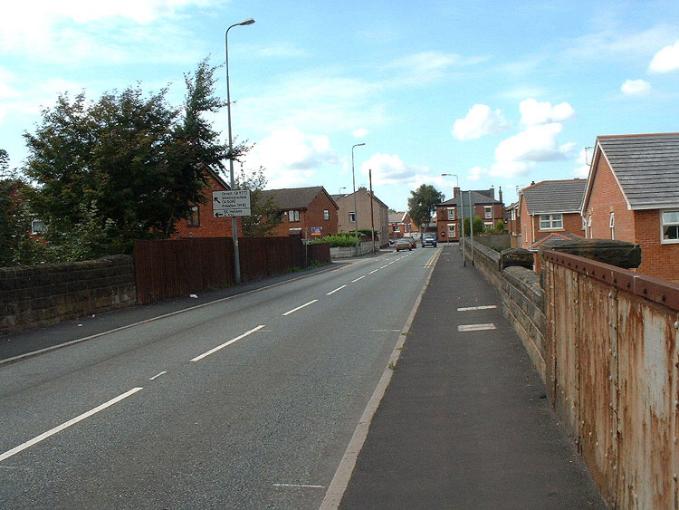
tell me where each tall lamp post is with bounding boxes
[351,142,366,255]
[225,17,255,285]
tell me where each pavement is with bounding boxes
[339,245,606,509]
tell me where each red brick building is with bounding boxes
[518,179,586,249]
[173,168,241,238]
[436,187,504,242]
[581,133,679,282]
[388,211,414,239]
[506,201,521,247]
[260,186,338,239]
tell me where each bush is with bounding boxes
[310,233,360,247]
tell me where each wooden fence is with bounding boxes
[134,237,330,305]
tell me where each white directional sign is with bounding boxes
[212,190,251,217]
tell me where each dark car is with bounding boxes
[422,233,437,247]
[394,239,413,251]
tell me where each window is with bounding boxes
[447,223,456,238]
[484,206,493,219]
[188,206,200,227]
[511,209,516,221]
[392,224,400,233]
[323,209,330,221]
[609,212,615,240]
[539,213,563,230]
[31,219,46,235]
[661,210,679,243]
[288,210,300,222]
[484,222,493,230]
[447,208,455,221]
[349,211,356,223]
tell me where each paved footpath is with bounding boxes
[340,245,606,510]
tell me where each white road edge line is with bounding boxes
[351,275,366,283]
[272,483,325,489]
[457,305,497,312]
[0,265,343,367]
[149,370,167,381]
[379,265,388,269]
[458,323,496,332]
[327,285,347,296]
[320,241,440,510]
[0,387,143,464]
[369,269,380,274]
[282,300,318,317]
[191,325,266,362]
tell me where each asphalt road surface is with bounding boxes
[0,246,438,509]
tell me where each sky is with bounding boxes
[2,1,679,210]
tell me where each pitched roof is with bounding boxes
[590,133,679,209]
[388,212,405,223]
[438,189,501,206]
[521,179,586,214]
[260,186,336,210]
[530,231,583,250]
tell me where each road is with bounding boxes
[0,246,439,509]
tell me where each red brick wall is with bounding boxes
[634,210,679,283]
[520,204,583,249]
[584,156,635,242]
[436,203,504,242]
[267,190,338,238]
[519,198,532,248]
[173,174,239,238]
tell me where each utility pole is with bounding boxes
[459,190,466,267]
[369,169,376,255]
[468,190,475,266]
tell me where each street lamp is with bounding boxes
[441,173,465,266]
[351,143,366,255]
[225,18,255,285]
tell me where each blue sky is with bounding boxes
[2,1,679,210]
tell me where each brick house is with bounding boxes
[333,187,390,246]
[388,211,414,239]
[581,133,679,282]
[518,179,586,249]
[506,201,521,248]
[436,187,504,243]
[260,186,338,239]
[174,167,241,238]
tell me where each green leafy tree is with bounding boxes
[462,216,485,236]
[236,166,281,237]
[494,219,505,232]
[407,184,444,231]
[23,59,234,260]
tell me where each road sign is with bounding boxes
[213,190,251,217]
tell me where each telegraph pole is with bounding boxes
[369,169,376,254]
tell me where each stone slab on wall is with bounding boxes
[330,241,376,259]
[0,255,136,334]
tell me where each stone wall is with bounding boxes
[330,241,376,259]
[463,241,547,381]
[0,255,136,334]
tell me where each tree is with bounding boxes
[462,216,485,236]
[407,184,444,231]
[23,59,233,260]
[236,166,281,237]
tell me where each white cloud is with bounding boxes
[467,166,484,181]
[352,127,369,138]
[384,51,486,84]
[649,40,679,73]
[620,79,651,96]
[360,153,419,186]
[574,148,591,178]
[241,42,308,59]
[243,127,338,188]
[452,104,508,141]
[519,98,574,126]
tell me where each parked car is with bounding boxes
[394,238,413,252]
[403,236,417,249]
[422,233,437,247]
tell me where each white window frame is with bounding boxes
[323,209,330,221]
[349,211,356,223]
[661,209,679,244]
[609,212,615,240]
[484,206,493,219]
[447,223,456,238]
[447,208,455,221]
[288,210,300,222]
[539,213,564,231]
[511,209,516,221]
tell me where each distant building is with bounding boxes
[518,179,586,249]
[333,187,389,246]
[388,211,414,239]
[435,187,504,242]
[260,186,338,239]
[174,167,241,239]
[506,201,521,248]
[581,133,679,282]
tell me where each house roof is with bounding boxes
[438,189,501,207]
[333,187,390,210]
[521,179,587,215]
[260,186,337,210]
[586,133,679,210]
[388,212,406,223]
[530,231,583,251]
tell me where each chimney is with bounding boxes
[453,186,460,198]
[490,185,495,199]
[498,186,503,204]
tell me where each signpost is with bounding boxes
[213,190,251,218]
